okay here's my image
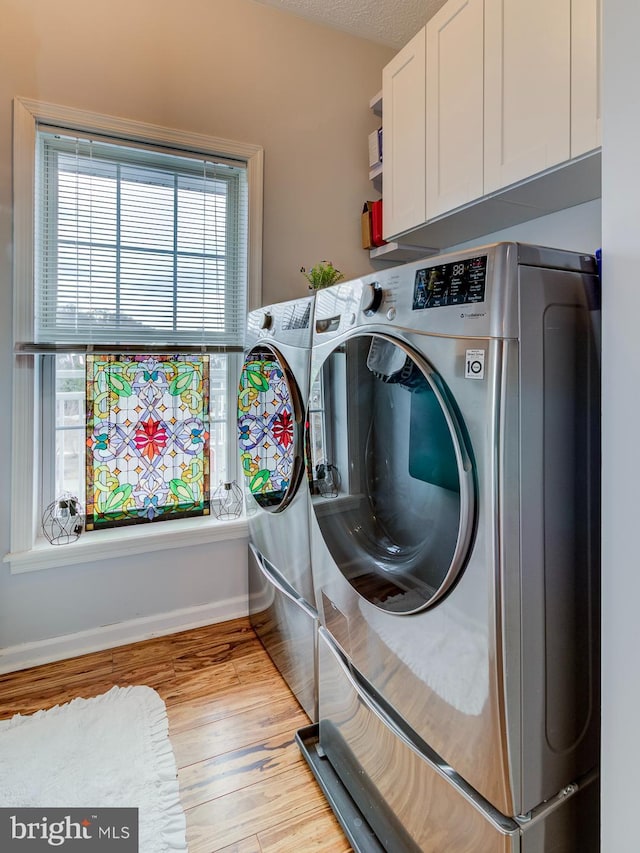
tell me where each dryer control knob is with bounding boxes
[363,282,383,317]
[260,311,273,330]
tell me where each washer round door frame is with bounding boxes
[307,331,476,613]
[238,343,306,514]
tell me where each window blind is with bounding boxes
[33,130,248,349]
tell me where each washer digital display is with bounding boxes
[412,255,487,310]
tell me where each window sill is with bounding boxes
[4,514,248,574]
[311,493,362,517]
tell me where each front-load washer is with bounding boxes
[301,243,600,851]
[238,295,317,721]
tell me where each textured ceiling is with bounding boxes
[252,0,449,49]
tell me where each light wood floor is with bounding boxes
[0,617,352,853]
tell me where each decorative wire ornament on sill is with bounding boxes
[212,481,243,520]
[315,462,340,498]
[41,494,85,545]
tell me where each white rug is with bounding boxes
[0,685,187,853]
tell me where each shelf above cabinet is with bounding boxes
[370,90,382,116]
[368,161,383,192]
[368,93,383,192]
[369,161,383,180]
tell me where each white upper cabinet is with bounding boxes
[426,0,484,220]
[484,0,571,194]
[378,0,601,248]
[382,27,426,240]
[571,0,602,156]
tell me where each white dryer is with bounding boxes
[238,295,317,721]
[300,243,600,851]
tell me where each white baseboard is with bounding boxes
[0,597,249,674]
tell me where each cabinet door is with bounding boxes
[426,0,484,220]
[571,0,602,156]
[484,0,571,194]
[382,27,426,239]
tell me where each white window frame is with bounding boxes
[6,97,263,573]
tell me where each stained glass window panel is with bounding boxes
[238,355,295,509]
[86,354,210,530]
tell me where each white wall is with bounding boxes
[601,1,640,849]
[446,198,601,256]
[0,0,392,660]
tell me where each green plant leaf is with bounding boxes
[301,261,344,289]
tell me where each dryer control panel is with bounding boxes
[412,255,487,310]
[314,243,597,342]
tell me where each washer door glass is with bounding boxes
[238,345,304,512]
[308,333,475,613]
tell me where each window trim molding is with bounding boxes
[9,97,262,566]
[7,515,249,575]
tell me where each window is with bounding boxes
[307,371,329,480]
[9,98,263,571]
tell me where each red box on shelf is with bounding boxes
[370,199,386,247]
[362,200,387,250]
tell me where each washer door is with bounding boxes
[308,333,475,613]
[238,344,305,512]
